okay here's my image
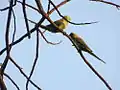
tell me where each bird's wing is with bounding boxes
[46,18,63,27]
[54,19,66,29]
[76,37,106,64]
[76,36,92,52]
[45,20,62,33]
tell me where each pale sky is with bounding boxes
[0,0,120,90]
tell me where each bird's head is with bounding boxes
[63,16,71,21]
[69,32,78,38]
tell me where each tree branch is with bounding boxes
[4,73,20,90]
[26,29,39,90]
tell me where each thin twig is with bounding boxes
[35,0,66,34]
[48,0,70,15]
[1,0,14,77]
[1,3,17,78]
[0,28,36,56]
[22,0,31,38]
[26,29,39,90]
[17,0,69,15]
[17,0,40,13]
[0,22,50,56]
[4,73,20,90]
[78,51,112,90]
[90,0,120,9]
[47,0,51,14]
[38,29,62,45]
[28,19,62,45]
[11,8,16,42]
[9,57,42,90]
[0,1,16,11]
[49,0,98,26]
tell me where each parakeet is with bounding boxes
[69,32,106,64]
[45,16,71,33]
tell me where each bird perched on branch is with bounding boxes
[69,32,106,64]
[45,16,71,33]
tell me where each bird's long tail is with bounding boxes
[89,52,106,64]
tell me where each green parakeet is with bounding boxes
[69,32,106,64]
[45,16,71,33]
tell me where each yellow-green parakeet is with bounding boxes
[45,16,71,33]
[69,32,106,64]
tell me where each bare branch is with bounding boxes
[1,0,14,76]
[38,29,62,45]
[17,0,40,13]
[47,0,51,14]
[78,51,112,90]
[11,8,16,43]
[28,19,62,45]
[9,57,42,90]
[49,0,98,26]
[0,28,36,56]
[90,0,120,9]
[4,73,20,90]
[22,0,31,38]
[0,70,7,90]
[48,0,70,15]
[26,29,40,90]
[0,0,16,11]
